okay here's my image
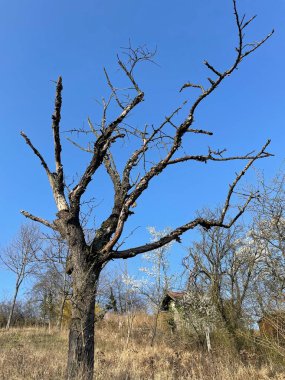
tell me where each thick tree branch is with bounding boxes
[20,131,51,177]
[87,118,121,190]
[109,201,251,260]
[50,77,69,212]
[104,151,122,189]
[108,140,271,259]
[109,214,242,260]
[220,140,271,222]
[68,130,126,213]
[20,210,57,230]
[167,150,272,165]
[21,79,69,212]
[52,76,64,176]
[110,218,211,259]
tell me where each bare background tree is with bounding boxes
[19,1,273,378]
[183,210,261,348]
[41,232,71,330]
[249,171,285,314]
[0,223,41,330]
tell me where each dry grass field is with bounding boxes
[0,314,285,380]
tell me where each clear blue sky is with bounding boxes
[0,0,284,298]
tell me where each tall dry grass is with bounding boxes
[0,313,285,379]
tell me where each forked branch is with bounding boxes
[68,53,146,212]
[110,141,270,260]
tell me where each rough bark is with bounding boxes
[67,252,100,380]
[67,245,102,380]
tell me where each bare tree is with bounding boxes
[184,213,261,341]
[20,1,273,378]
[0,298,38,327]
[0,224,41,330]
[30,264,71,331]
[31,268,60,330]
[41,232,72,330]
[249,171,285,314]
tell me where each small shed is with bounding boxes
[161,291,185,311]
[160,291,186,331]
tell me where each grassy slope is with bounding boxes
[0,315,285,379]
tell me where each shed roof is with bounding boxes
[161,290,185,311]
[166,291,185,300]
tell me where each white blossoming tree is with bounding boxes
[139,227,177,345]
[180,288,218,351]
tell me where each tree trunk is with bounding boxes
[57,272,68,330]
[150,308,160,347]
[6,281,20,330]
[67,258,102,380]
[57,294,67,330]
[205,326,211,352]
